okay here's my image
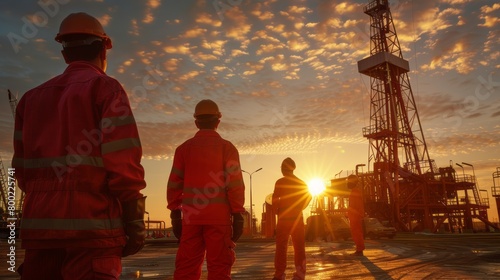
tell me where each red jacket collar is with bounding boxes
[64,61,105,75]
[195,129,220,137]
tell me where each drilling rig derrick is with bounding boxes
[356,0,497,233]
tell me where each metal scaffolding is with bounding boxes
[356,0,497,232]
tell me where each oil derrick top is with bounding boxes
[357,0,433,177]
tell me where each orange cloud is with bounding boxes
[422,41,475,74]
[163,44,191,55]
[231,49,249,57]
[142,0,160,24]
[288,38,310,52]
[195,12,222,27]
[256,43,284,56]
[479,15,500,28]
[181,27,207,38]
[266,24,286,34]
[179,70,201,81]
[163,58,180,72]
[223,6,252,41]
[288,5,309,15]
[193,52,218,61]
[415,8,455,35]
[201,40,227,55]
[129,19,139,36]
[335,2,357,14]
[250,9,274,21]
[481,3,500,13]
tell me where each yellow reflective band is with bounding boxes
[183,186,226,194]
[14,130,22,141]
[182,197,228,205]
[101,115,136,129]
[226,179,244,189]
[167,181,183,190]
[170,167,184,178]
[21,218,123,230]
[16,156,104,168]
[11,157,23,168]
[225,165,240,174]
[101,138,141,154]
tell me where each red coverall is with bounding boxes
[12,61,146,279]
[272,174,311,280]
[167,129,245,280]
[348,186,365,252]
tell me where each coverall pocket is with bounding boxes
[92,256,122,280]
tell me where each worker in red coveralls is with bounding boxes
[12,12,146,279]
[272,158,312,280]
[347,174,365,256]
[167,99,246,280]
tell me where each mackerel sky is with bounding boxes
[1,0,499,222]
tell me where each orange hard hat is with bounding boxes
[55,12,112,49]
[194,99,222,118]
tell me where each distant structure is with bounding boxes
[303,0,498,238]
[492,167,500,223]
[355,0,497,232]
[357,0,434,229]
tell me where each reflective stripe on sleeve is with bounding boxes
[11,157,24,168]
[101,115,136,129]
[14,130,22,141]
[101,138,141,154]
[167,181,183,190]
[226,179,244,189]
[13,156,104,168]
[225,165,240,174]
[183,186,226,194]
[170,167,184,178]
[21,218,123,230]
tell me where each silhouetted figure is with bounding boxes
[272,158,312,280]
[347,174,365,256]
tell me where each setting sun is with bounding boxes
[308,178,326,196]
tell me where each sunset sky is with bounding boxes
[0,0,499,226]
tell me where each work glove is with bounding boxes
[122,196,146,257]
[231,213,244,242]
[170,209,182,240]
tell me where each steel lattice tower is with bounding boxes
[357,0,435,230]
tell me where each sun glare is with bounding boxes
[308,178,326,196]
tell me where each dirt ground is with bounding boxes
[1,232,500,279]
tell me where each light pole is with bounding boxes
[145,211,150,238]
[242,167,262,236]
